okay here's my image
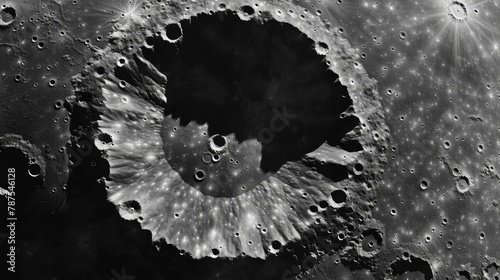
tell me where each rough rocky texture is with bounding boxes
[69,1,388,260]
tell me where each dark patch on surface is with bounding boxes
[165,23,182,41]
[240,5,255,15]
[145,11,354,197]
[0,148,40,202]
[123,200,142,212]
[458,270,471,279]
[361,228,383,251]
[390,255,433,280]
[0,6,16,26]
[114,66,138,87]
[339,139,364,152]
[331,189,347,203]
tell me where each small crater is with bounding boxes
[448,1,468,22]
[316,41,329,54]
[194,169,206,181]
[479,232,485,240]
[420,180,429,190]
[240,5,255,15]
[95,66,106,75]
[165,23,182,41]
[54,100,63,110]
[360,228,383,255]
[28,163,41,177]
[123,200,142,212]
[353,163,364,174]
[456,176,470,193]
[390,208,396,216]
[443,141,450,149]
[0,6,16,27]
[331,189,347,204]
[212,154,221,162]
[117,57,127,67]
[335,233,345,241]
[271,240,281,250]
[318,200,329,209]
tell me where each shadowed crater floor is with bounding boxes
[141,11,358,197]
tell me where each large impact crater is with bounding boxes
[144,12,354,197]
[70,2,388,259]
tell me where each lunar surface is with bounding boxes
[0,0,499,279]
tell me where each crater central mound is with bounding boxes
[142,12,354,197]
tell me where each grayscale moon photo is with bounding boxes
[1,0,499,279]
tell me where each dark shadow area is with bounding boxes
[339,139,364,152]
[303,158,349,182]
[331,189,347,203]
[327,115,361,147]
[114,66,138,87]
[361,228,383,252]
[0,147,41,279]
[390,256,434,280]
[0,6,16,24]
[142,11,355,173]
[458,270,471,279]
[0,148,40,202]
[5,132,302,280]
